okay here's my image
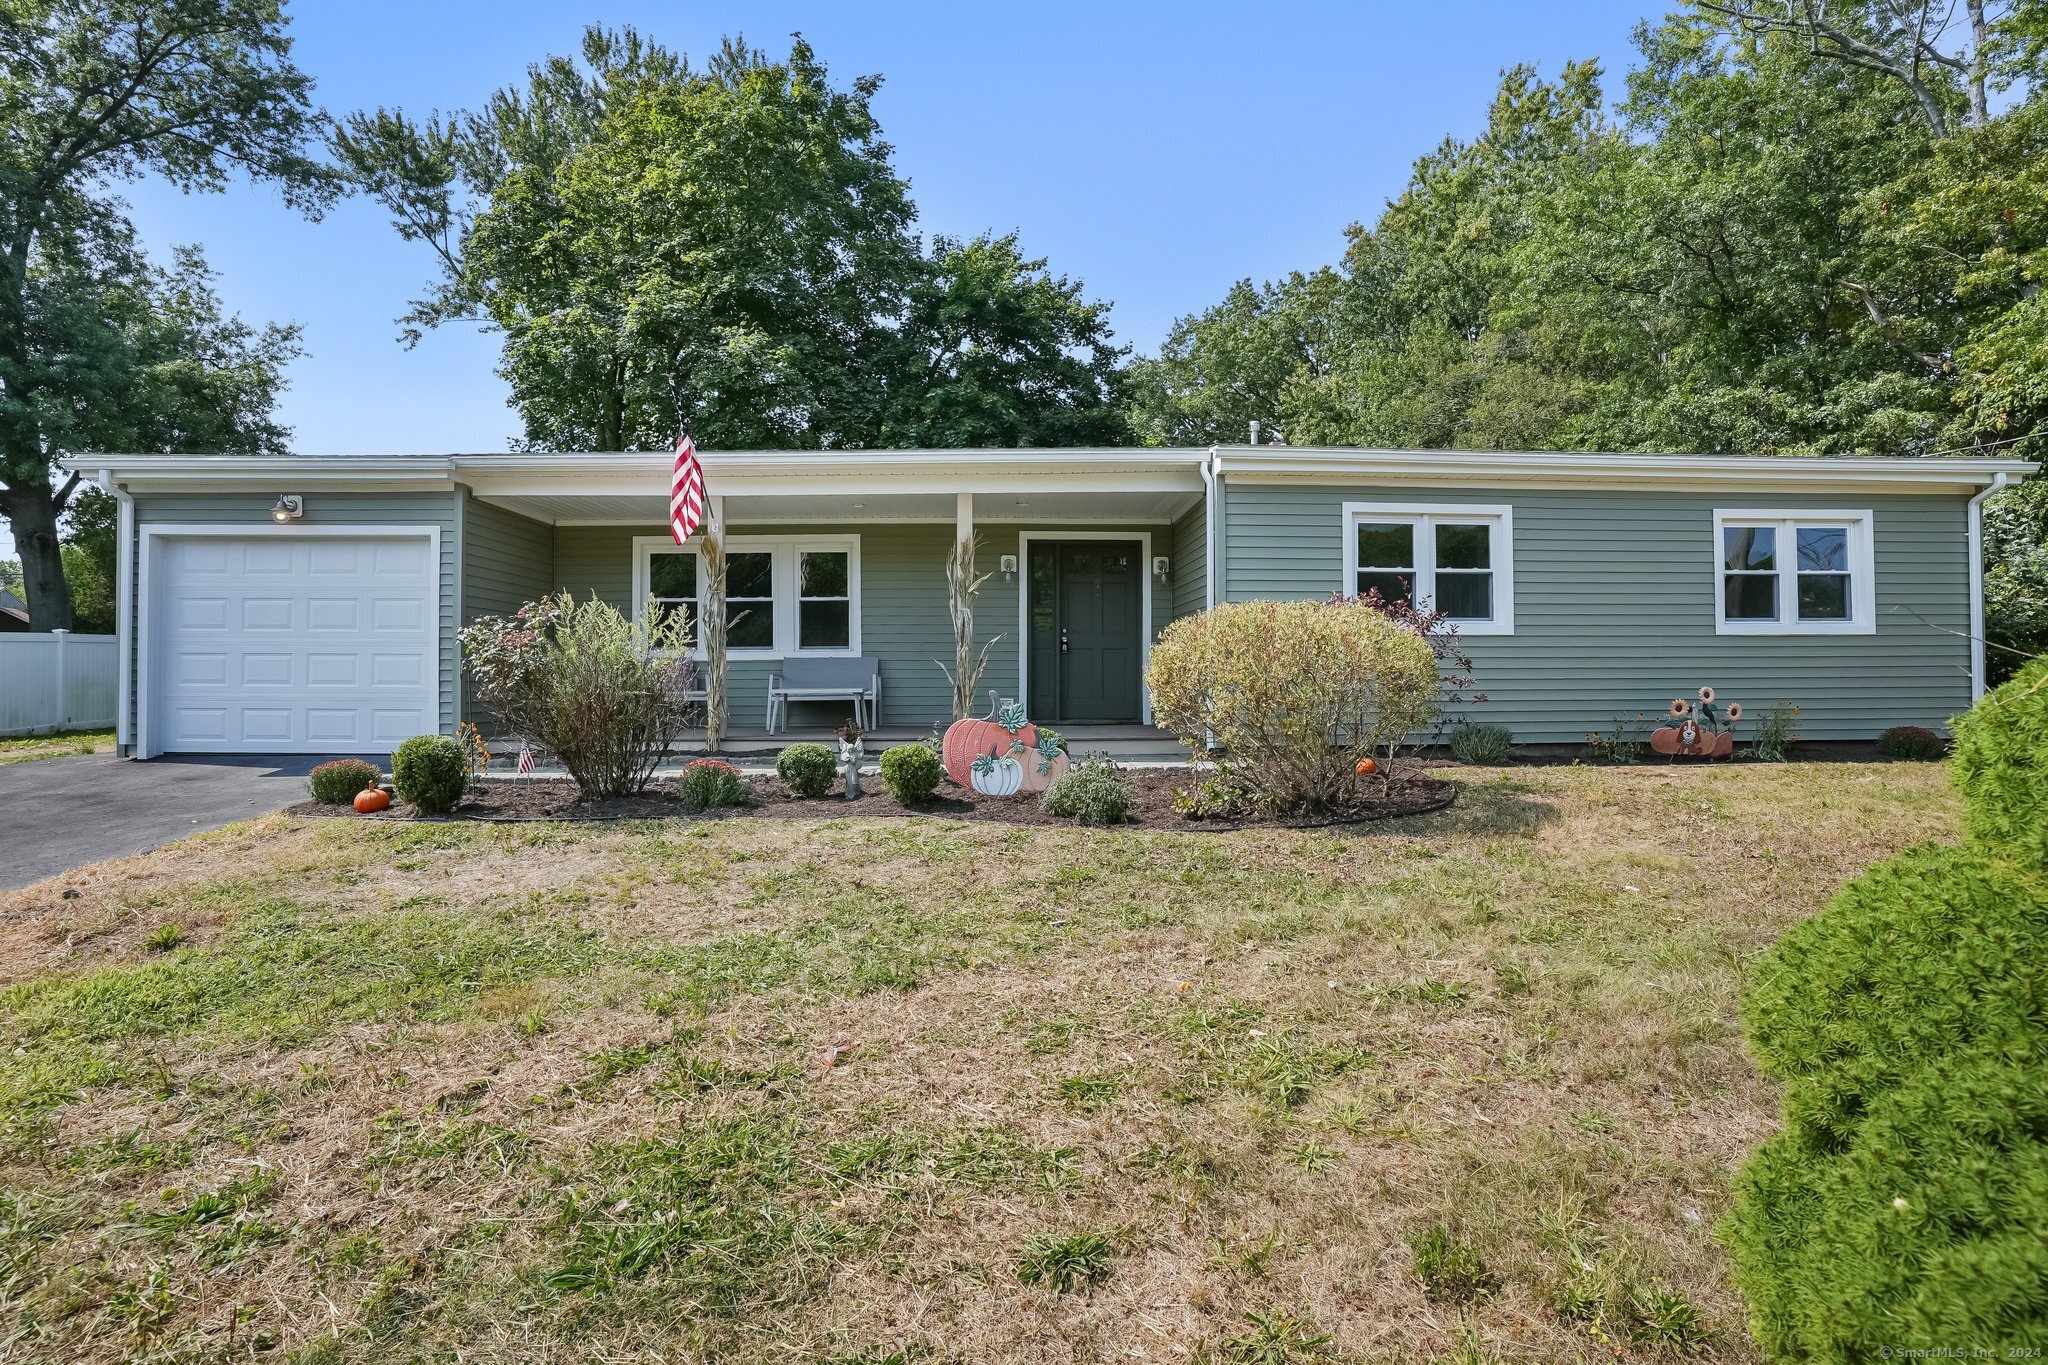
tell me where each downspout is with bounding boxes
[102,469,135,757]
[1202,446,1220,611]
[1967,470,2010,701]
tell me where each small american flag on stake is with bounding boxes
[516,742,534,775]
[671,432,705,543]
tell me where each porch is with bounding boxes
[459,449,1215,736]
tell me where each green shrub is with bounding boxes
[459,591,694,798]
[879,743,942,805]
[391,735,467,814]
[1447,721,1514,765]
[1041,755,1136,826]
[1147,599,1439,813]
[676,759,746,810]
[1950,655,2048,869]
[1876,724,1945,759]
[1725,843,2048,1356]
[307,758,381,805]
[775,742,837,798]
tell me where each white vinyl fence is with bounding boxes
[0,631,118,737]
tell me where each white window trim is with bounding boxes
[1340,502,1515,635]
[1711,509,1875,636]
[631,534,862,658]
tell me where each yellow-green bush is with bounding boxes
[1145,599,1438,813]
[1726,659,2048,1358]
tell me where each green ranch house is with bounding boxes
[61,445,2031,757]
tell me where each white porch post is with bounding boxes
[701,494,728,752]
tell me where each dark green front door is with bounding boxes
[1027,540,1143,724]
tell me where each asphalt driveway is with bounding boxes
[1,753,345,891]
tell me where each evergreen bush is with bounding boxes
[879,743,942,805]
[1876,724,1945,759]
[307,757,381,805]
[391,735,467,814]
[1726,660,2048,1357]
[776,742,837,798]
[1949,656,2048,869]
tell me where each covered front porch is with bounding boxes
[457,449,1213,735]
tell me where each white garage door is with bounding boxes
[150,533,438,754]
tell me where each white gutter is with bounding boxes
[1968,470,2012,700]
[100,469,135,755]
[1201,446,1220,610]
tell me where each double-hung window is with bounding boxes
[1713,510,1874,635]
[632,535,861,655]
[1342,503,1514,634]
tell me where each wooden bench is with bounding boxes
[766,657,880,734]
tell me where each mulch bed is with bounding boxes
[285,766,1456,831]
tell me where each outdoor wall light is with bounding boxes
[1000,553,1019,582]
[271,494,304,523]
[1153,555,1171,584]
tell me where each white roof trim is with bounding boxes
[61,444,2034,493]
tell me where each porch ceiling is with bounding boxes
[478,487,1203,526]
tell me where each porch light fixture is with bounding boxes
[1152,555,1171,584]
[270,494,304,523]
[999,554,1018,582]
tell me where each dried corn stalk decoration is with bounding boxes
[937,532,998,722]
[699,530,729,752]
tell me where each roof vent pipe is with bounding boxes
[1248,420,1260,447]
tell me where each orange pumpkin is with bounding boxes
[942,690,1037,787]
[1355,757,1378,776]
[353,787,392,814]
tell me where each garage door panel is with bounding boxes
[153,533,437,754]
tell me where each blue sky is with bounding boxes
[8,1,1666,559]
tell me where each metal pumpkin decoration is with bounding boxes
[969,747,1025,796]
[1649,686,1743,758]
[943,690,1067,794]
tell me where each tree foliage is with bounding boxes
[0,0,332,628]
[1128,1,2048,664]
[337,27,1125,452]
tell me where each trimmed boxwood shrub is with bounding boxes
[308,758,381,805]
[879,743,942,806]
[1447,722,1514,765]
[391,735,467,814]
[1726,665,2048,1357]
[676,758,746,810]
[1950,655,2048,869]
[1041,754,1136,826]
[1876,724,1945,759]
[775,742,837,798]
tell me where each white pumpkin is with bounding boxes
[970,750,1024,797]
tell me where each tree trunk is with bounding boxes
[4,484,75,632]
[1967,0,1989,128]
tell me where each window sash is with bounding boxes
[1347,511,1505,628]
[632,536,859,656]
[1714,513,1871,633]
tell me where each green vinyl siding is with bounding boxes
[458,493,554,720]
[554,521,1175,729]
[127,489,461,738]
[1220,481,1975,741]
[1171,500,1208,620]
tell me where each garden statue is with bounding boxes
[1650,686,1743,757]
[837,717,864,798]
[942,690,1070,794]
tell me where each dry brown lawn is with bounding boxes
[0,761,1958,1363]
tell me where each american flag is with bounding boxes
[516,742,535,775]
[671,433,705,543]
